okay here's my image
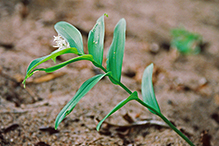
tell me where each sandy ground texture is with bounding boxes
[1,0,219,145]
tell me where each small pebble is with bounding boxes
[149,43,160,54]
[52,135,57,140]
[199,77,207,86]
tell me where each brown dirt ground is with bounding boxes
[1,0,219,145]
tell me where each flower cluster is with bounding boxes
[53,35,70,50]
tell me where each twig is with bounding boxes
[0,110,29,114]
[87,137,104,145]
[96,118,169,129]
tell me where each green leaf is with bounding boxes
[141,63,161,115]
[22,48,78,86]
[96,91,138,131]
[106,19,126,84]
[171,28,202,55]
[31,54,93,73]
[55,21,84,55]
[88,15,105,65]
[55,73,108,129]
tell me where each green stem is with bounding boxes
[92,61,107,73]
[117,81,132,94]
[92,61,132,94]
[158,113,195,146]
[105,74,132,94]
[135,98,194,146]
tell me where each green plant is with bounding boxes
[171,28,202,55]
[23,14,195,146]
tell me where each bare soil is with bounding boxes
[1,0,219,145]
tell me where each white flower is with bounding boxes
[53,35,70,50]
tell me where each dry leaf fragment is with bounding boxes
[14,74,24,83]
[31,72,66,83]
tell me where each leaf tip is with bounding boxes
[52,57,57,64]
[54,21,66,29]
[54,118,61,130]
[149,63,154,68]
[96,121,103,131]
[104,13,108,17]
[22,80,26,88]
[120,18,126,24]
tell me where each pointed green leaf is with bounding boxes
[30,54,93,73]
[106,19,126,84]
[55,21,84,55]
[88,15,105,65]
[96,91,138,131]
[55,73,108,129]
[141,63,161,114]
[22,48,78,86]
